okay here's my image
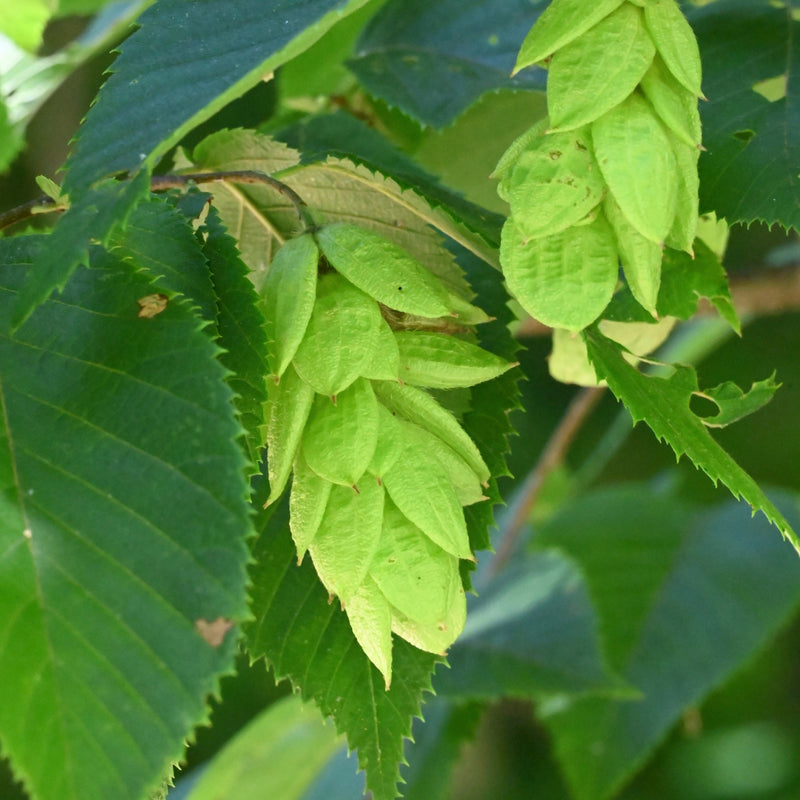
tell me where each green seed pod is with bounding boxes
[381,436,472,559]
[371,499,463,627]
[262,232,319,378]
[514,0,625,72]
[372,381,490,484]
[394,331,515,389]
[500,213,618,332]
[497,125,606,241]
[592,92,678,244]
[604,196,662,316]
[643,0,703,98]
[640,55,702,148]
[309,479,385,605]
[265,364,314,506]
[345,576,393,689]
[292,272,382,396]
[360,317,400,381]
[548,3,655,131]
[302,377,379,488]
[315,223,455,318]
[289,449,332,561]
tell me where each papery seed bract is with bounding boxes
[360,316,400,381]
[643,0,703,97]
[390,579,466,656]
[309,480,385,605]
[302,377,379,487]
[265,364,314,506]
[261,232,318,378]
[289,449,332,560]
[514,0,625,72]
[548,3,655,131]
[345,576,393,688]
[394,331,515,389]
[368,403,405,481]
[315,223,455,318]
[292,272,382,396]
[493,117,549,181]
[640,55,702,148]
[664,129,700,254]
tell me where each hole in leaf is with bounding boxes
[752,74,787,102]
[690,392,720,418]
[732,129,755,143]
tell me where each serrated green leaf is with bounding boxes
[310,480,385,605]
[592,92,678,243]
[289,450,332,561]
[265,364,315,505]
[604,196,662,315]
[436,550,623,700]
[514,0,624,72]
[691,0,800,232]
[394,330,515,389]
[262,233,319,378]
[201,205,270,468]
[292,272,382,396]
[643,0,703,97]
[536,485,800,800]
[697,372,780,428]
[500,213,618,331]
[584,327,798,550]
[382,437,471,560]
[302,378,379,487]
[12,171,150,328]
[0,237,251,800]
[548,3,655,131]
[498,124,605,241]
[345,576,394,689]
[640,54,702,148]
[316,222,455,318]
[62,0,374,194]
[111,196,217,321]
[246,492,440,800]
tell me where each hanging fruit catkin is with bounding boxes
[498,0,704,329]
[261,222,515,687]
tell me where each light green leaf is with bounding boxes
[640,54,702,148]
[361,317,401,381]
[514,0,624,73]
[390,591,466,657]
[185,696,343,800]
[584,327,798,550]
[548,3,655,131]
[315,222,454,317]
[302,378,379,487]
[696,373,780,428]
[368,402,405,479]
[0,0,54,52]
[0,238,251,800]
[382,439,471,560]
[63,0,375,194]
[372,380,490,483]
[292,272,382,396]
[309,480,385,604]
[345,576,394,689]
[604,196,662,315]
[643,0,703,97]
[372,499,462,628]
[664,128,700,253]
[394,330,515,389]
[498,124,605,241]
[265,365,315,505]
[289,450,332,561]
[262,233,319,377]
[592,92,678,243]
[500,213,618,331]
[0,100,25,174]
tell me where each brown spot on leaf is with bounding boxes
[195,617,234,647]
[137,293,168,319]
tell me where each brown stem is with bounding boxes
[488,386,606,577]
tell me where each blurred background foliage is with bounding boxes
[1,1,799,798]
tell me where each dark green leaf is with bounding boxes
[691,0,800,231]
[347,0,546,127]
[0,237,252,800]
[245,491,440,800]
[536,484,800,800]
[62,0,374,194]
[584,327,797,549]
[435,551,622,700]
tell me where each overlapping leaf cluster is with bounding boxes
[262,222,514,686]
[498,0,703,329]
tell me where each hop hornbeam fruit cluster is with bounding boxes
[497,0,703,331]
[261,222,515,686]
